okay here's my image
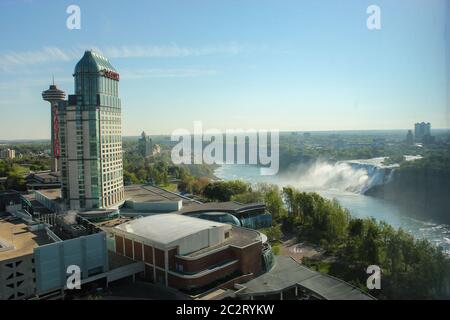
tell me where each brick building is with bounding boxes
[111,214,269,292]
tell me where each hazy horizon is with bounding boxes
[1,127,450,143]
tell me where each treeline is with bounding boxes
[278,135,424,172]
[201,180,450,299]
[1,142,50,155]
[281,188,450,299]
[399,151,450,173]
[123,154,171,186]
[367,150,450,224]
[283,188,450,299]
[0,143,51,191]
[123,148,215,188]
[0,160,27,191]
[185,180,287,216]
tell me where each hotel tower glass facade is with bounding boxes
[58,51,124,209]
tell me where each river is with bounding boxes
[214,161,450,255]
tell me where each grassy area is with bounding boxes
[302,258,331,274]
[272,244,281,255]
[159,183,178,192]
[14,164,30,175]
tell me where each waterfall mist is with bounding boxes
[281,160,389,194]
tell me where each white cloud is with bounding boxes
[0,76,72,91]
[0,47,79,71]
[0,43,243,72]
[121,68,217,79]
[101,43,242,58]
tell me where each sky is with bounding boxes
[0,0,449,139]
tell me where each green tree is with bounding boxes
[203,180,250,201]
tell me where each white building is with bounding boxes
[113,214,232,255]
[0,149,15,159]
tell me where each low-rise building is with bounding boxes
[178,202,272,229]
[120,185,272,229]
[0,215,52,300]
[25,171,61,191]
[0,149,15,160]
[0,212,109,299]
[120,184,199,215]
[0,190,21,212]
[110,214,271,293]
[0,211,143,300]
[236,256,374,300]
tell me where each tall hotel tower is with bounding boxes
[58,51,124,210]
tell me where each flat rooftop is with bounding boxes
[237,256,374,300]
[21,193,54,214]
[108,250,139,269]
[177,202,265,215]
[35,188,61,200]
[124,185,198,207]
[114,214,231,247]
[27,170,60,179]
[95,217,131,233]
[0,190,19,197]
[25,171,61,189]
[53,212,104,239]
[114,214,261,257]
[0,214,54,260]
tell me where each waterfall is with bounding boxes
[287,156,421,194]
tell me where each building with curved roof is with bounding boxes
[58,51,124,210]
[110,214,271,292]
[236,256,375,300]
[75,50,117,72]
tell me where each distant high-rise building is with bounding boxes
[152,144,161,156]
[58,51,124,209]
[0,148,15,159]
[423,134,436,146]
[138,131,153,157]
[406,130,414,145]
[414,122,431,142]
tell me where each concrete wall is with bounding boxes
[0,254,35,300]
[173,248,234,274]
[34,191,63,213]
[34,232,108,295]
[230,242,263,275]
[177,226,228,255]
[167,261,239,290]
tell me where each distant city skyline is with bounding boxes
[0,0,449,139]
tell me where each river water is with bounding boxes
[215,163,450,254]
